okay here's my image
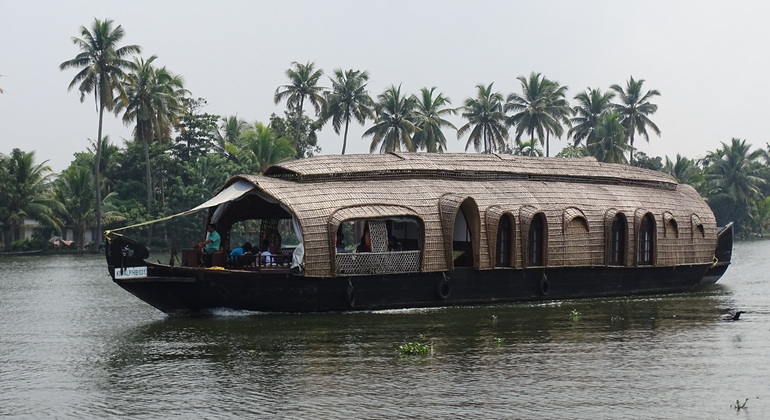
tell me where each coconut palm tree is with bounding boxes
[53,166,94,251]
[569,87,615,147]
[321,69,374,155]
[59,18,141,249]
[274,61,326,157]
[234,122,295,173]
[663,154,704,187]
[506,72,571,157]
[0,149,63,251]
[411,87,456,153]
[610,76,661,164]
[116,55,187,215]
[215,115,250,157]
[457,83,508,154]
[364,85,418,153]
[704,138,766,229]
[586,113,629,164]
[513,139,543,157]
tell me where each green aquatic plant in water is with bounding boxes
[495,337,505,346]
[398,341,431,356]
[570,309,581,320]
[731,398,748,411]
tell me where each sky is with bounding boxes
[1,0,769,173]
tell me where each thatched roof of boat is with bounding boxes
[221,153,715,277]
[264,152,678,187]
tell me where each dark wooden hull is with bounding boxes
[110,263,713,315]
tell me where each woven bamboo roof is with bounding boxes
[220,153,715,278]
[263,152,677,188]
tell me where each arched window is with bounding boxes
[528,214,545,266]
[637,214,655,265]
[609,214,626,266]
[496,215,513,267]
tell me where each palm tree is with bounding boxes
[274,61,326,156]
[364,85,418,153]
[610,76,661,164]
[506,72,571,157]
[53,166,94,252]
[321,69,374,155]
[663,154,704,187]
[704,138,766,229]
[0,74,4,93]
[59,18,141,249]
[234,122,296,173]
[116,55,187,215]
[513,139,543,157]
[457,83,508,153]
[215,115,249,157]
[569,87,615,147]
[0,149,63,251]
[411,87,457,153]
[586,113,629,164]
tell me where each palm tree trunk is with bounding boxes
[342,117,350,155]
[294,97,305,158]
[546,132,550,157]
[629,133,635,164]
[93,106,104,252]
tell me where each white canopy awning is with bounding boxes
[108,180,256,233]
[191,180,255,212]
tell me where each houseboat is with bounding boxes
[105,153,733,315]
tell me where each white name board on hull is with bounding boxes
[115,266,148,279]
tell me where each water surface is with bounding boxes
[1,241,768,418]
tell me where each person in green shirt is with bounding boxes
[198,223,221,266]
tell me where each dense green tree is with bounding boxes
[569,87,615,147]
[269,112,321,158]
[59,18,141,249]
[704,138,766,230]
[586,113,629,164]
[116,55,187,215]
[506,72,571,157]
[457,83,508,153]
[411,87,456,153]
[274,61,326,158]
[364,85,418,153]
[321,69,374,155]
[631,151,664,171]
[0,149,63,251]
[556,145,589,158]
[610,76,661,164]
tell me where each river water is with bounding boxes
[0,240,768,419]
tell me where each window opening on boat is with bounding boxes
[609,214,627,266]
[495,214,514,267]
[453,207,474,268]
[637,214,655,265]
[335,217,422,276]
[527,213,545,267]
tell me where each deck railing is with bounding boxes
[335,250,421,276]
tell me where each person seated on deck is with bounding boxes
[356,230,371,253]
[336,230,350,253]
[229,242,253,265]
[388,235,402,251]
[196,223,221,267]
[260,239,274,266]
